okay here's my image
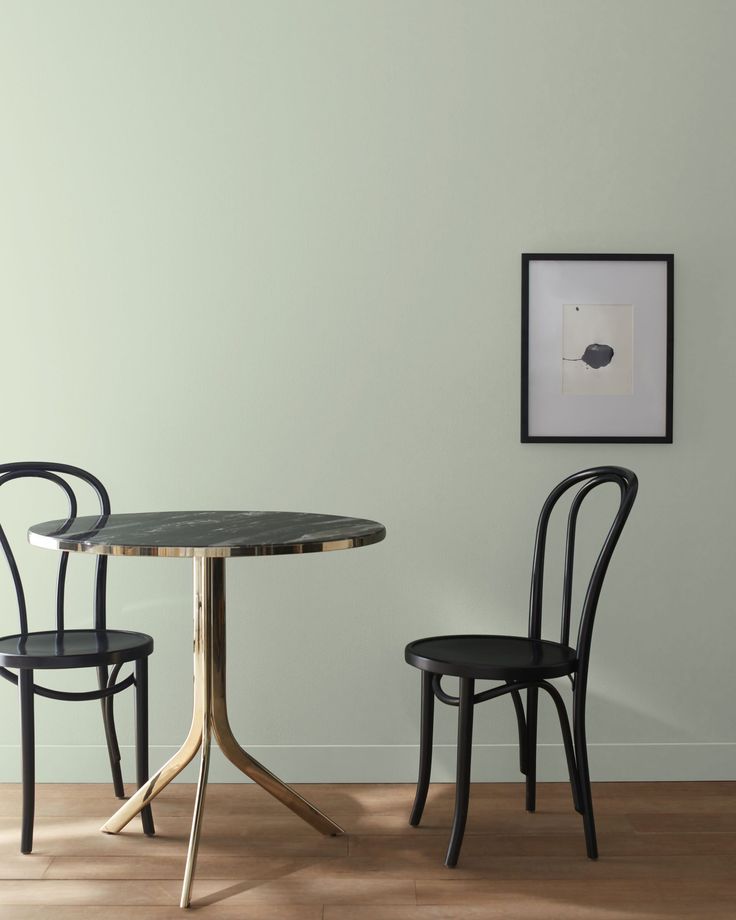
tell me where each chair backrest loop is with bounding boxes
[528,466,638,673]
[0,462,111,636]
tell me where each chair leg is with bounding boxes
[525,685,538,812]
[540,682,582,813]
[510,688,527,775]
[135,657,155,836]
[19,669,35,854]
[573,682,598,859]
[445,677,474,868]
[409,671,435,826]
[98,665,125,799]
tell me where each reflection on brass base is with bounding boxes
[101,557,343,909]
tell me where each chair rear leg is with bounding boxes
[409,671,435,826]
[135,657,155,836]
[525,685,538,812]
[510,688,527,775]
[98,665,125,799]
[573,684,598,859]
[540,682,582,813]
[445,677,474,868]
[19,669,35,854]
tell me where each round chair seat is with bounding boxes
[405,634,577,680]
[0,629,153,670]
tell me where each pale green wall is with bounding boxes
[1,0,734,783]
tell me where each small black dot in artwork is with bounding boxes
[576,306,580,311]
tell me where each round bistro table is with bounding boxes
[28,510,386,908]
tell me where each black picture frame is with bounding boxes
[521,253,674,443]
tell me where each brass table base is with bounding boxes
[100,557,343,908]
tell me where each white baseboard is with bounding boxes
[0,742,734,783]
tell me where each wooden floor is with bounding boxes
[0,781,734,919]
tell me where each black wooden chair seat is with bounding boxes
[0,629,153,670]
[405,635,577,681]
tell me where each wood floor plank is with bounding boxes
[0,856,52,879]
[44,854,346,880]
[0,904,321,919]
[415,878,736,913]
[0,876,414,907]
[326,905,736,920]
[350,828,736,857]
[326,852,736,881]
[2,781,730,821]
[39,848,736,883]
[0,784,337,819]
[629,812,736,833]
[4,781,732,818]
[0,879,180,906]
[339,811,634,836]
[180,877,416,907]
[0,816,348,856]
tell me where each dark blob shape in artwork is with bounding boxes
[564,343,615,369]
[580,343,614,368]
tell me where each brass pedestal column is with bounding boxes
[101,557,343,908]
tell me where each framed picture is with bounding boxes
[521,253,673,443]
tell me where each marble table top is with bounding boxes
[28,510,386,558]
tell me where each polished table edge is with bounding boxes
[28,529,386,557]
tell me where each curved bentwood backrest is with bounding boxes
[528,466,638,674]
[0,462,110,636]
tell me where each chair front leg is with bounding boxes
[445,676,474,868]
[525,685,538,812]
[573,678,598,859]
[19,669,35,854]
[135,657,155,836]
[98,665,125,799]
[409,670,435,826]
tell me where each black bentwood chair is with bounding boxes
[405,466,638,867]
[0,462,155,853]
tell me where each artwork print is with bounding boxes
[562,303,633,395]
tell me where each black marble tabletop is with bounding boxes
[28,511,386,558]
